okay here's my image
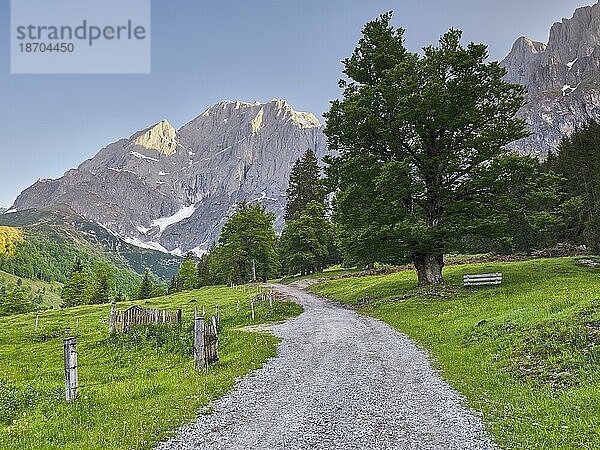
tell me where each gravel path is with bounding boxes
[157,282,495,450]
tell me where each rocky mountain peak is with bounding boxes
[501,1,600,157]
[11,98,329,256]
[129,120,178,156]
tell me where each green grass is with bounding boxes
[311,257,600,450]
[0,285,302,450]
[0,270,62,308]
[272,265,360,284]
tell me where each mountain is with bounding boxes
[0,205,181,283]
[501,1,600,157]
[11,99,329,255]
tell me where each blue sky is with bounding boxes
[0,0,593,207]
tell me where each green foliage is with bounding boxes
[105,322,193,357]
[544,121,600,253]
[177,253,199,291]
[0,286,36,316]
[86,262,116,305]
[284,148,325,220]
[61,259,89,307]
[324,14,534,284]
[207,203,280,284]
[312,258,600,449]
[280,201,332,275]
[0,230,140,296]
[137,270,165,300]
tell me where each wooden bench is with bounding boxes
[463,273,502,287]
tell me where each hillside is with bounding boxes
[0,205,181,285]
[0,269,62,308]
[311,258,600,449]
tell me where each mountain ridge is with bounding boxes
[501,1,600,157]
[11,98,329,255]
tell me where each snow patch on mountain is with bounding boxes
[130,151,159,162]
[151,205,197,233]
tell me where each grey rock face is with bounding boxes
[11,99,329,255]
[501,1,600,158]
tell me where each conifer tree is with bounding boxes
[284,148,325,220]
[137,270,154,300]
[168,275,178,294]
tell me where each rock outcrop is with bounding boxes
[501,1,600,158]
[11,99,329,255]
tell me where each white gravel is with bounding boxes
[157,282,495,450]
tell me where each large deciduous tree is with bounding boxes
[324,13,530,285]
[280,201,331,275]
[212,202,280,283]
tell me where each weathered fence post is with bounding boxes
[194,306,198,319]
[211,315,219,358]
[237,299,240,313]
[269,291,273,308]
[177,308,182,323]
[194,316,205,371]
[35,314,39,330]
[108,302,117,334]
[215,305,220,325]
[202,305,205,316]
[64,337,78,403]
[211,315,218,337]
[250,297,255,320]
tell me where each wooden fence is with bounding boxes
[109,304,182,333]
[194,315,219,370]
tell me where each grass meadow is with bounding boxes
[311,257,600,450]
[0,285,302,450]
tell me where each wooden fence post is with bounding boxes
[250,297,255,320]
[211,315,218,337]
[202,305,205,316]
[35,314,39,330]
[194,316,205,371]
[269,292,273,308]
[215,305,220,325]
[237,299,240,313]
[177,308,182,323]
[64,337,78,403]
[194,306,198,319]
[211,315,219,358]
[108,302,116,334]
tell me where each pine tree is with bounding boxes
[177,252,198,291]
[168,275,178,294]
[87,262,115,304]
[61,259,89,307]
[284,149,325,220]
[137,270,154,300]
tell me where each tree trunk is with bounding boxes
[413,253,444,286]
